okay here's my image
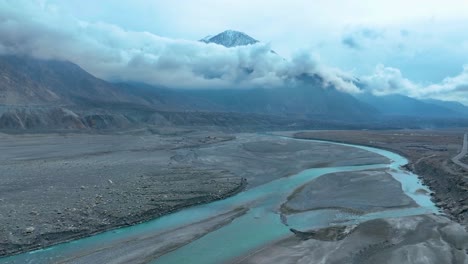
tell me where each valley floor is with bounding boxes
[0,129,386,257]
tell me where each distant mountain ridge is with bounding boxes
[0,54,380,129]
[423,99,468,115]
[355,93,468,118]
[1,27,468,130]
[118,80,378,121]
[200,30,259,47]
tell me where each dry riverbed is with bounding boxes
[0,130,388,257]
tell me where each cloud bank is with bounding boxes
[361,64,468,104]
[1,0,468,104]
[0,0,361,93]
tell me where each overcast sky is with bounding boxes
[1,0,468,103]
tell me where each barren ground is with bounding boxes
[0,130,387,257]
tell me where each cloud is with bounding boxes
[341,28,383,50]
[360,64,419,96]
[2,0,467,103]
[0,0,360,93]
[423,66,468,101]
[361,64,468,104]
[400,29,410,37]
[319,21,468,84]
[342,36,361,50]
[49,0,468,59]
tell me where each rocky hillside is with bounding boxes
[0,55,144,106]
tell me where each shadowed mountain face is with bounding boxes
[0,55,144,106]
[0,55,151,129]
[355,93,468,118]
[200,30,259,47]
[423,99,468,115]
[118,80,377,121]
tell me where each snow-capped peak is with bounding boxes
[200,30,259,48]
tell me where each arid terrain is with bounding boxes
[294,129,468,228]
[0,130,387,257]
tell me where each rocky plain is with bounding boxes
[0,128,389,257]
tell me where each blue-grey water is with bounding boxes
[0,138,438,264]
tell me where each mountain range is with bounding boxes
[355,93,464,118]
[0,30,467,130]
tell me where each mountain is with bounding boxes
[0,55,377,130]
[355,93,461,118]
[423,99,468,115]
[0,55,144,106]
[200,30,259,47]
[2,54,465,131]
[0,55,155,130]
[118,73,379,122]
[2,51,468,131]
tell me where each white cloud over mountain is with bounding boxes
[0,0,363,93]
[0,0,468,104]
[361,65,468,104]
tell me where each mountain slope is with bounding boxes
[423,99,468,115]
[200,30,259,47]
[355,93,460,118]
[119,75,379,121]
[0,55,144,106]
[0,55,155,129]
